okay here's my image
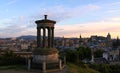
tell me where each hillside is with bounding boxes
[68,63,100,73]
[17,35,36,40]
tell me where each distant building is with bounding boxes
[106,33,112,50]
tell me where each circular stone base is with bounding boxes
[33,47,58,55]
[33,47,59,63]
[33,53,59,63]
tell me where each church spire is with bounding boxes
[117,36,119,40]
[116,36,119,43]
[80,34,82,39]
[107,33,111,40]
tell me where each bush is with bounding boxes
[89,64,120,73]
[0,51,26,66]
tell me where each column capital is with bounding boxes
[51,27,54,29]
[37,27,42,29]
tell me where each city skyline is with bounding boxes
[0,0,120,38]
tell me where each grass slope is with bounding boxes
[68,63,100,73]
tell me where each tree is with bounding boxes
[94,49,103,58]
[64,49,77,63]
[113,37,120,48]
[76,47,92,60]
[0,51,26,66]
[64,47,92,64]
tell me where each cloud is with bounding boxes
[0,24,36,38]
[0,0,18,8]
[32,4,101,22]
[99,1,120,14]
[0,3,100,37]
[110,17,120,21]
[5,0,18,6]
[106,1,120,6]
[0,2,119,38]
[55,17,120,38]
[0,15,36,38]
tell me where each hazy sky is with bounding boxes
[0,0,120,38]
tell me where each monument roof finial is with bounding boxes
[35,15,56,24]
[44,15,47,20]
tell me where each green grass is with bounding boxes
[68,63,100,73]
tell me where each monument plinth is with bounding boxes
[33,15,59,64]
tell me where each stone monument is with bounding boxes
[32,15,60,72]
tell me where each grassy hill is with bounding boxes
[68,63,100,73]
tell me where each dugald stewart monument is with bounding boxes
[32,15,64,73]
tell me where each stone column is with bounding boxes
[64,56,66,66]
[51,27,54,47]
[39,28,41,47]
[48,27,51,48]
[43,61,46,73]
[59,59,62,70]
[43,27,46,48]
[27,58,31,71]
[91,48,94,63]
[37,28,41,47]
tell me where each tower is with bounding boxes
[79,34,82,47]
[62,36,65,47]
[106,33,112,49]
[33,15,60,72]
[116,36,119,44]
[107,33,111,41]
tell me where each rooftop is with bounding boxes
[35,15,56,24]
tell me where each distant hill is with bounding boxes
[17,35,36,40]
[17,35,62,40]
[0,35,62,40]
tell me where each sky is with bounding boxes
[0,0,120,38]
